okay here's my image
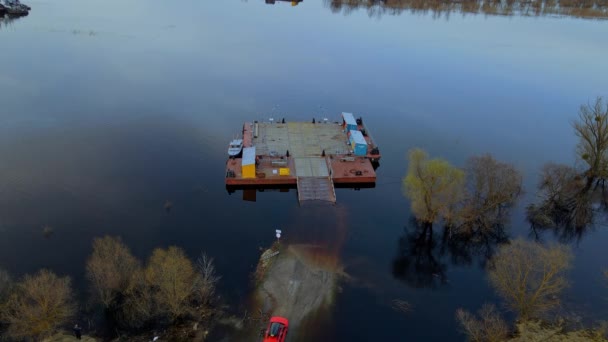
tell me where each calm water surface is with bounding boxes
[1,0,608,340]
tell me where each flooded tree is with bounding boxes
[403,148,465,226]
[194,253,221,313]
[527,163,594,242]
[86,236,141,309]
[145,246,204,322]
[487,239,572,320]
[403,150,522,235]
[119,269,155,329]
[401,152,518,270]
[456,154,522,235]
[85,238,220,330]
[1,269,76,340]
[456,304,509,342]
[527,98,608,242]
[574,97,608,188]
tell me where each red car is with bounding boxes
[262,316,289,342]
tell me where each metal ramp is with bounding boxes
[294,157,336,204]
[297,177,336,204]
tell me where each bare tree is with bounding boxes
[527,163,593,240]
[573,96,608,187]
[86,236,141,309]
[403,148,465,225]
[85,241,222,329]
[456,303,509,342]
[195,253,221,310]
[145,246,198,321]
[487,239,572,320]
[2,269,76,340]
[119,269,155,329]
[458,154,522,233]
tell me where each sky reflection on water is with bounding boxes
[0,0,607,340]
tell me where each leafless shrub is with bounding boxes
[195,253,221,308]
[487,239,572,320]
[145,246,199,322]
[86,236,141,309]
[456,304,509,342]
[2,269,76,340]
[527,163,593,240]
[457,154,522,234]
[573,97,608,185]
[119,269,155,329]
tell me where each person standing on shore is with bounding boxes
[73,324,82,340]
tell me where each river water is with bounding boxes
[1,0,607,340]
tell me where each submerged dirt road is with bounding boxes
[251,243,343,341]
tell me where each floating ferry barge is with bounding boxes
[225,113,380,203]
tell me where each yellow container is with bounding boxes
[242,147,256,179]
[279,168,290,176]
[242,164,256,178]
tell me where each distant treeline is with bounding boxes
[325,0,608,19]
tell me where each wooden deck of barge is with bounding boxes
[225,120,379,203]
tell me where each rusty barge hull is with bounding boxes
[225,157,377,186]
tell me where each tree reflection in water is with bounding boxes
[528,194,595,244]
[325,0,608,19]
[0,15,24,30]
[392,218,509,289]
[440,223,509,268]
[526,163,606,244]
[392,222,448,289]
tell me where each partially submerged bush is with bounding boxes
[527,163,591,231]
[86,236,141,309]
[510,320,607,341]
[145,246,199,321]
[144,247,220,323]
[85,237,220,330]
[456,304,509,342]
[458,154,522,234]
[2,270,75,340]
[488,239,572,320]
